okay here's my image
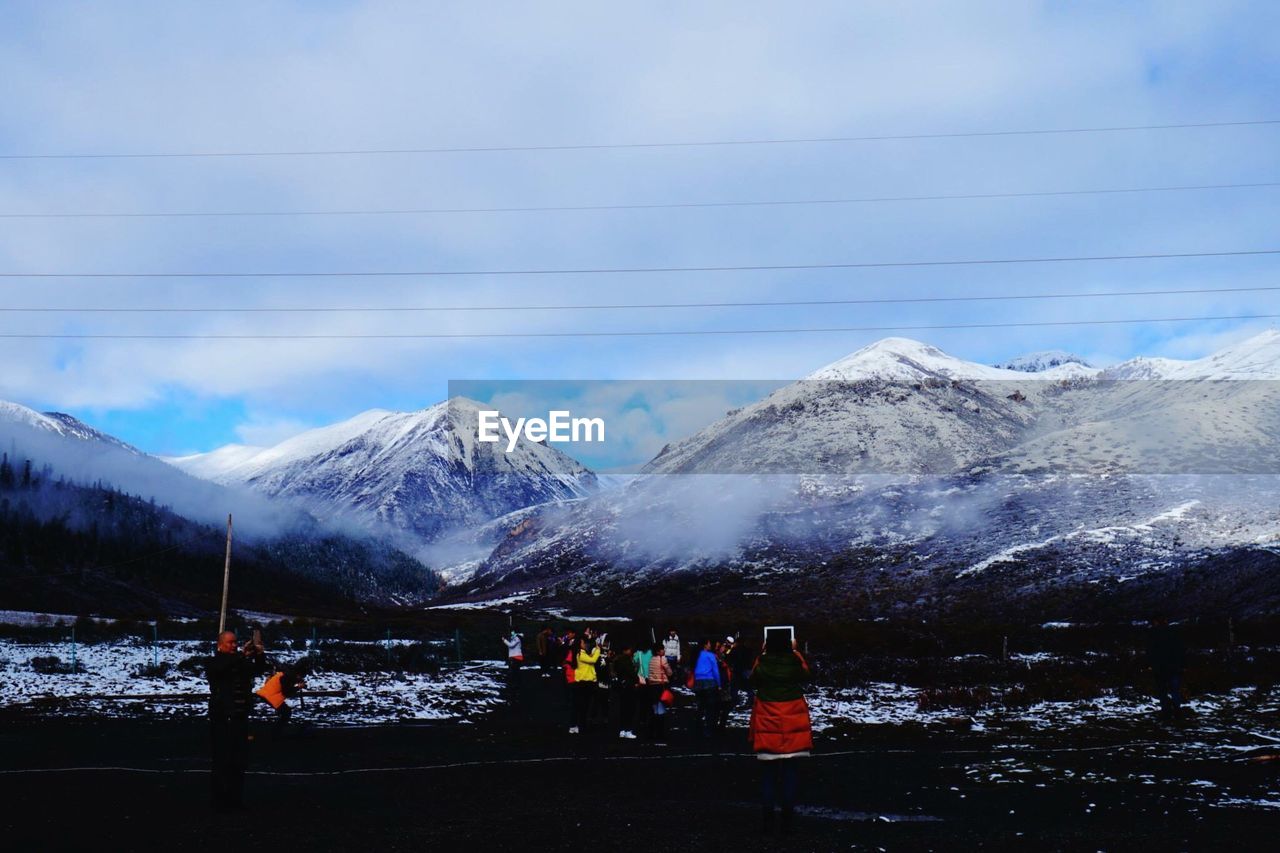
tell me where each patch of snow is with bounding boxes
[426,592,537,611]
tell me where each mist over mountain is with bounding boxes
[9,331,1280,620]
[0,401,439,613]
[0,401,302,539]
[445,332,1280,619]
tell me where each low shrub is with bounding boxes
[133,661,172,678]
[29,655,82,674]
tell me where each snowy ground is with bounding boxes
[0,639,504,725]
[3,640,1278,776]
[802,682,1279,750]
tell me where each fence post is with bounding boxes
[385,628,392,663]
[152,623,158,669]
[70,625,77,673]
[455,628,462,663]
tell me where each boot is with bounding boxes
[780,805,794,835]
[761,806,775,836]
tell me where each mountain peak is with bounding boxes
[169,397,597,543]
[1102,328,1280,380]
[807,337,1009,381]
[993,350,1093,373]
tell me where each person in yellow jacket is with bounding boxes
[568,637,600,734]
[255,663,306,735]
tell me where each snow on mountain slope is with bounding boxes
[0,402,141,454]
[807,338,1094,382]
[460,332,1280,610]
[0,399,298,536]
[163,443,266,481]
[807,338,1016,381]
[170,398,597,542]
[986,378,1280,475]
[994,350,1095,374]
[645,338,1052,475]
[174,409,395,484]
[1102,329,1280,380]
[647,333,1280,477]
[644,377,1037,475]
[1100,356,1189,380]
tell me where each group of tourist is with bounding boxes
[504,623,814,833]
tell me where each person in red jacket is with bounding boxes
[748,632,813,835]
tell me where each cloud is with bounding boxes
[233,412,315,448]
[1,1,1277,450]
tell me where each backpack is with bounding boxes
[563,649,576,684]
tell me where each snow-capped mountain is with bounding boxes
[645,332,1280,478]
[0,402,142,454]
[450,332,1280,617]
[807,338,1094,382]
[0,399,316,537]
[1096,356,1185,380]
[169,398,597,542]
[994,350,1095,375]
[0,399,440,610]
[1100,329,1280,380]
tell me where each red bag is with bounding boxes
[685,670,695,689]
[660,688,674,706]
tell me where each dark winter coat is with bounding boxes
[208,650,265,720]
[611,654,639,685]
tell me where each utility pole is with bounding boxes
[218,514,233,634]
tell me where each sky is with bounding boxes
[0,1,1278,457]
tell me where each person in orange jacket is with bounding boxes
[255,662,307,735]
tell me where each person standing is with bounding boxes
[716,637,734,730]
[207,630,265,810]
[536,625,555,677]
[1147,615,1186,721]
[561,632,579,730]
[502,630,524,675]
[632,643,653,734]
[663,628,682,672]
[570,636,601,734]
[691,638,722,738]
[729,636,758,711]
[646,644,673,742]
[749,633,813,835]
[611,643,640,739]
[633,643,653,687]
[589,633,612,726]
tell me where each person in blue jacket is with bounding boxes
[691,638,722,738]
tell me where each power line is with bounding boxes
[1,313,1276,340]
[3,180,1277,220]
[2,248,1277,279]
[3,119,1276,161]
[3,284,1277,315]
